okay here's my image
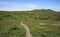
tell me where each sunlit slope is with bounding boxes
[0,9,60,37]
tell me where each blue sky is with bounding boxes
[0,0,60,11]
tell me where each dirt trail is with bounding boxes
[20,21,32,37]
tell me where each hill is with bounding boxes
[0,9,60,37]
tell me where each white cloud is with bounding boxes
[45,5,60,11]
[0,1,60,11]
[26,4,39,9]
[0,1,39,11]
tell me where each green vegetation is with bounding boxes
[0,9,60,37]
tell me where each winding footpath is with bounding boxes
[20,21,32,37]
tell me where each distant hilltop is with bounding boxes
[0,9,60,12]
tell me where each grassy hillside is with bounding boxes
[0,9,60,37]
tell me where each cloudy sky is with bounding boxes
[0,0,60,11]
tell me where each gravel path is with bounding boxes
[20,21,32,37]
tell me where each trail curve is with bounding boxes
[20,21,32,37]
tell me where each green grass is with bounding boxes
[24,20,60,37]
[0,9,60,37]
[0,13,26,37]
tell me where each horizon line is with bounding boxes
[0,9,60,12]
